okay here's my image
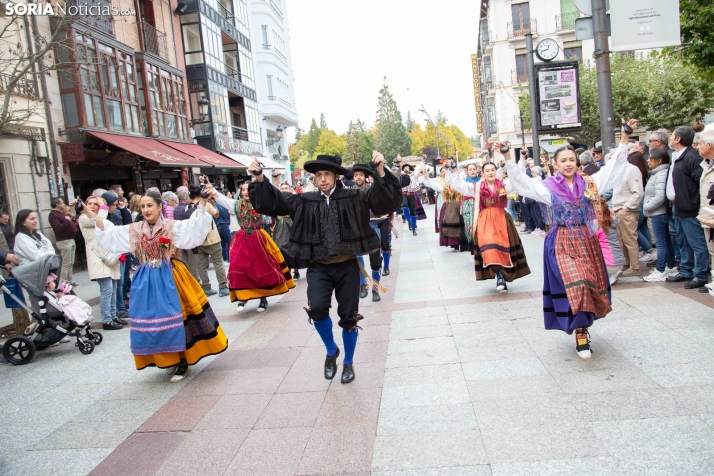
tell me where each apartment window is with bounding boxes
[181,15,203,65]
[139,63,189,140]
[511,2,531,31]
[515,54,527,82]
[564,46,583,62]
[261,25,268,47]
[266,75,273,98]
[56,34,141,134]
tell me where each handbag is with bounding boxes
[86,242,121,267]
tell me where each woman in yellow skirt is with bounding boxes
[211,181,295,313]
[88,190,228,382]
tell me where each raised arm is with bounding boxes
[592,119,638,193]
[365,167,403,216]
[91,215,131,254]
[499,146,552,205]
[213,192,237,215]
[418,175,444,192]
[173,206,214,249]
[445,169,476,196]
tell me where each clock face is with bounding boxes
[536,39,559,62]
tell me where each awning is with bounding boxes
[258,155,286,170]
[88,131,204,167]
[221,152,254,167]
[160,141,244,168]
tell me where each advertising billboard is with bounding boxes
[535,60,581,134]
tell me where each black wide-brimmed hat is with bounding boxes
[304,154,347,175]
[352,163,373,177]
[402,163,414,172]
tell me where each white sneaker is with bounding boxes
[236,301,246,313]
[665,266,679,277]
[639,250,657,262]
[170,365,191,383]
[533,228,546,236]
[643,270,667,282]
[609,269,623,285]
[704,281,714,290]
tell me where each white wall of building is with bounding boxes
[247,0,299,183]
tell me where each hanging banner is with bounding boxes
[471,54,482,133]
[535,60,581,134]
[610,0,681,52]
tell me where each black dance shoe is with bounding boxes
[359,284,369,299]
[496,272,507,293]
[372,291,381,302]
[341,364,355,384]
[382,268,390,276]
[325,347,340,380]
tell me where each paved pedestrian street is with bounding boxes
[2,208,714,476]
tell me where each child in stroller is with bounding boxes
[1,255,103,365]
[44,273,92,326]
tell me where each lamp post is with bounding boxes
[266,125,284,147]
[190,96,209,126]
[418,105,440,166]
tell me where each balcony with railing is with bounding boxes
[223,62,243,83]
[556,12,581,31]
[230,124,249,141]
[507,18,537,39]
[141,21,168,61]
[511,69,528,85]
[267,95,292,107]
[217,2,235,23]
[0,73,39,98]
[65,0,115,36]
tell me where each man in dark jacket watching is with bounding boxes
[49,197,78,286]
[245,151,402,384]
[665,126,709,289]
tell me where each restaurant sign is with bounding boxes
[59,143,84,163]
[215,135,264,156]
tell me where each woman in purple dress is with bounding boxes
[501,120,635,359]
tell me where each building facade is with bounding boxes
[247,0,298,183]
[477,0,594,157]
[0,11,68,238]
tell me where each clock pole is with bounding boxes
[525,33,541,166]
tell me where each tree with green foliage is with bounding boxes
[319,113,328,129]
[294,125,304,140]
[343,121,362,163]
[314,129,346,158]
[374,79,412,165]
[361,127,375,163]
[518,54,714,146]
[405,111,416,132]
[669,0,714,80]
[305,118,322,157]
[470,136,482,148]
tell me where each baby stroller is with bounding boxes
[1,255,102,365]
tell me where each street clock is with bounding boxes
[535,38,560,62]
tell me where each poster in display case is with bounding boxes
[535,60,581,134]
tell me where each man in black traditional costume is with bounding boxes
[248,152,402,383]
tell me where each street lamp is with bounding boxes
[418,105,441,161]
[265,125,284,147]
[190,96,210,126]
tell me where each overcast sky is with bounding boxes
[285,0,481,142]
